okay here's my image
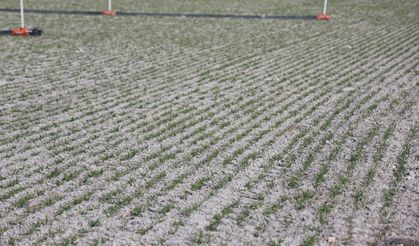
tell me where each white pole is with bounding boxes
[108,0,112,11]
[20,0,24,28]
[323,0,328,15]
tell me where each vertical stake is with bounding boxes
[323,0,328,15]
[109,0,112,11]
[20,0,25,28]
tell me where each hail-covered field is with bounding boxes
[0,0,418,245]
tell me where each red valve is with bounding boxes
[101,10,117,16]
[316,14,331,20]
[11,27,30,36]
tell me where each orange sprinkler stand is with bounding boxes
[12,27,29,36]
[316,13,331,20]
[2,0,42,36]
[317,0,331,20]
[102,10,116,16]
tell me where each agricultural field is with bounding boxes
[0,0,418,245]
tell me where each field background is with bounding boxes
[1,0,418,245]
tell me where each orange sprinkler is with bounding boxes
[316,0,331,20]
[3,0,43,36]
[102,0,117,16]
